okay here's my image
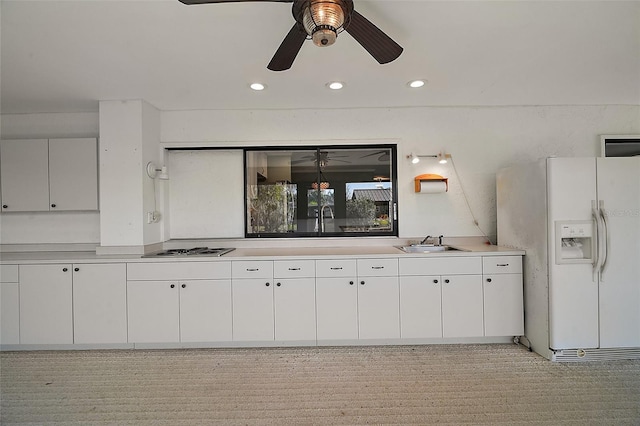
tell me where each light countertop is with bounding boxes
[0,244,524,264]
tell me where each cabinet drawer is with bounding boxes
[483,256,522,274]
[357,258,398,277]
[274,260,315,278]
[399,257,482,276]
[232,261,273,278]
[127,261,231,280]
[316,259,356,277]
[0,265,19,282]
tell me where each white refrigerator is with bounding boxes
[497,157,640,361]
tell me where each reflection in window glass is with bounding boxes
[245,145,396,238]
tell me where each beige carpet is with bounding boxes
[1,344,639,425]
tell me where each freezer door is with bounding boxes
[597,157,640,348]
[547,158,599,350]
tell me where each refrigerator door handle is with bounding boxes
[599,200,609,280]
[591,201,602,280]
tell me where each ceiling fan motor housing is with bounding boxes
[299,0,353,47]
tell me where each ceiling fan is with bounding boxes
[291,151,351,167]
[178,0,403,71]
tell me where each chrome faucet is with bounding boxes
[420,235,433,245]
[320,205,334,232]
[420,235,444,245]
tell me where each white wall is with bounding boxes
[2,105,638,246]
[161,105,640,242]
[0,113,100,244]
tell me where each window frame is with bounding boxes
[244,144,398,239]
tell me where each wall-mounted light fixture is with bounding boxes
[146,162,169,180]
[407,152,451,165]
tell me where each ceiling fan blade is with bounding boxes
[178,0,292,4]
[268,24,307,71]
[345,10,403,64]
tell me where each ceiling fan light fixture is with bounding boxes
[303,0,347,47]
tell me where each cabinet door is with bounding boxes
[441,274,483,338]
[127,281,180,343]
[483,274,524,337]
[48,138,98,211]
[358,276,400,339]
[316,277,358,340]
[232,278,274,341]
[73,263,127,344]
[400,275,442,339]
[19,264,73,344]
[179,280,232,342]
[1,282,20,344]
[274,278,316,341]
[0,139,50,212]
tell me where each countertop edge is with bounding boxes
[0,245,524,264]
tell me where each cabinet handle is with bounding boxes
[330,267,343,270]
[444,279,450,284]
[288,268,300,271]
[496,264,509,267]
[360,280,365,285]
[349,281,354,285]
[74,267,80,272]
[433,279,439,284]
[371,266,384,270]
[182,284,186,288]
[246,268,259,272]
[2,205,7,209]
[276,282,281,287]
[62,267,68,272]
[51,204,56,208]
[170,284,175,288]
[265,282,270,287]
[486,278,492,283]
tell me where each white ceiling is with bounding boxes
[1,0,639,114]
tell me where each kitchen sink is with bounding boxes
[396,245,465,253]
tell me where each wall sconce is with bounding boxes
[407,152,451,164]
[146,162,169,180]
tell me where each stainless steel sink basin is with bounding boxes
[396,245,465,253]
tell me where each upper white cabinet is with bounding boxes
[0,138,98,212]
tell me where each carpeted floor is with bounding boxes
[1,344,639,425]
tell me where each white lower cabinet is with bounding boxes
[1,265,20,345]
[73,263,127,344]
[399,257,485,339]
[482,256,524,337]
[126,261,233,344]
[127,280,180,343]
[127,279,232,343]
[232,261,275,341]
[441,274,484,338]
[316,277,359,340]
[316,258,400,341]
[180,280,233,342]
[232,278,274,341]
[400,275,442,338]
[357,276,400,339]
[274,278,316,341]
[19,264,73,344]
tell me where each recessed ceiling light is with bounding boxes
[408,79,426,88]
[326,81,344,90]
[250,83,266,91]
